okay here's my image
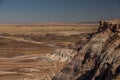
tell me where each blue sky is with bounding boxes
[0,0,120,23]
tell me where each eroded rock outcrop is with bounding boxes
[46,48,77,62]
[52,19,120,80]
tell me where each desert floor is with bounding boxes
[2,23,119,80]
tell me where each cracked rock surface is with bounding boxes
[52,19,120,80]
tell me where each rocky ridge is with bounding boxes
[52,19,120,80]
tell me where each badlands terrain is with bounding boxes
[0,20,119,80]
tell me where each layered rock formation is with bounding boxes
[46,48,77,62]
[52,19,120,80]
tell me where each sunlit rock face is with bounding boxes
[52,19,120,80]
[99,19,120,36]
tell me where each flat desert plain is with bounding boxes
[1,23,116,80]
